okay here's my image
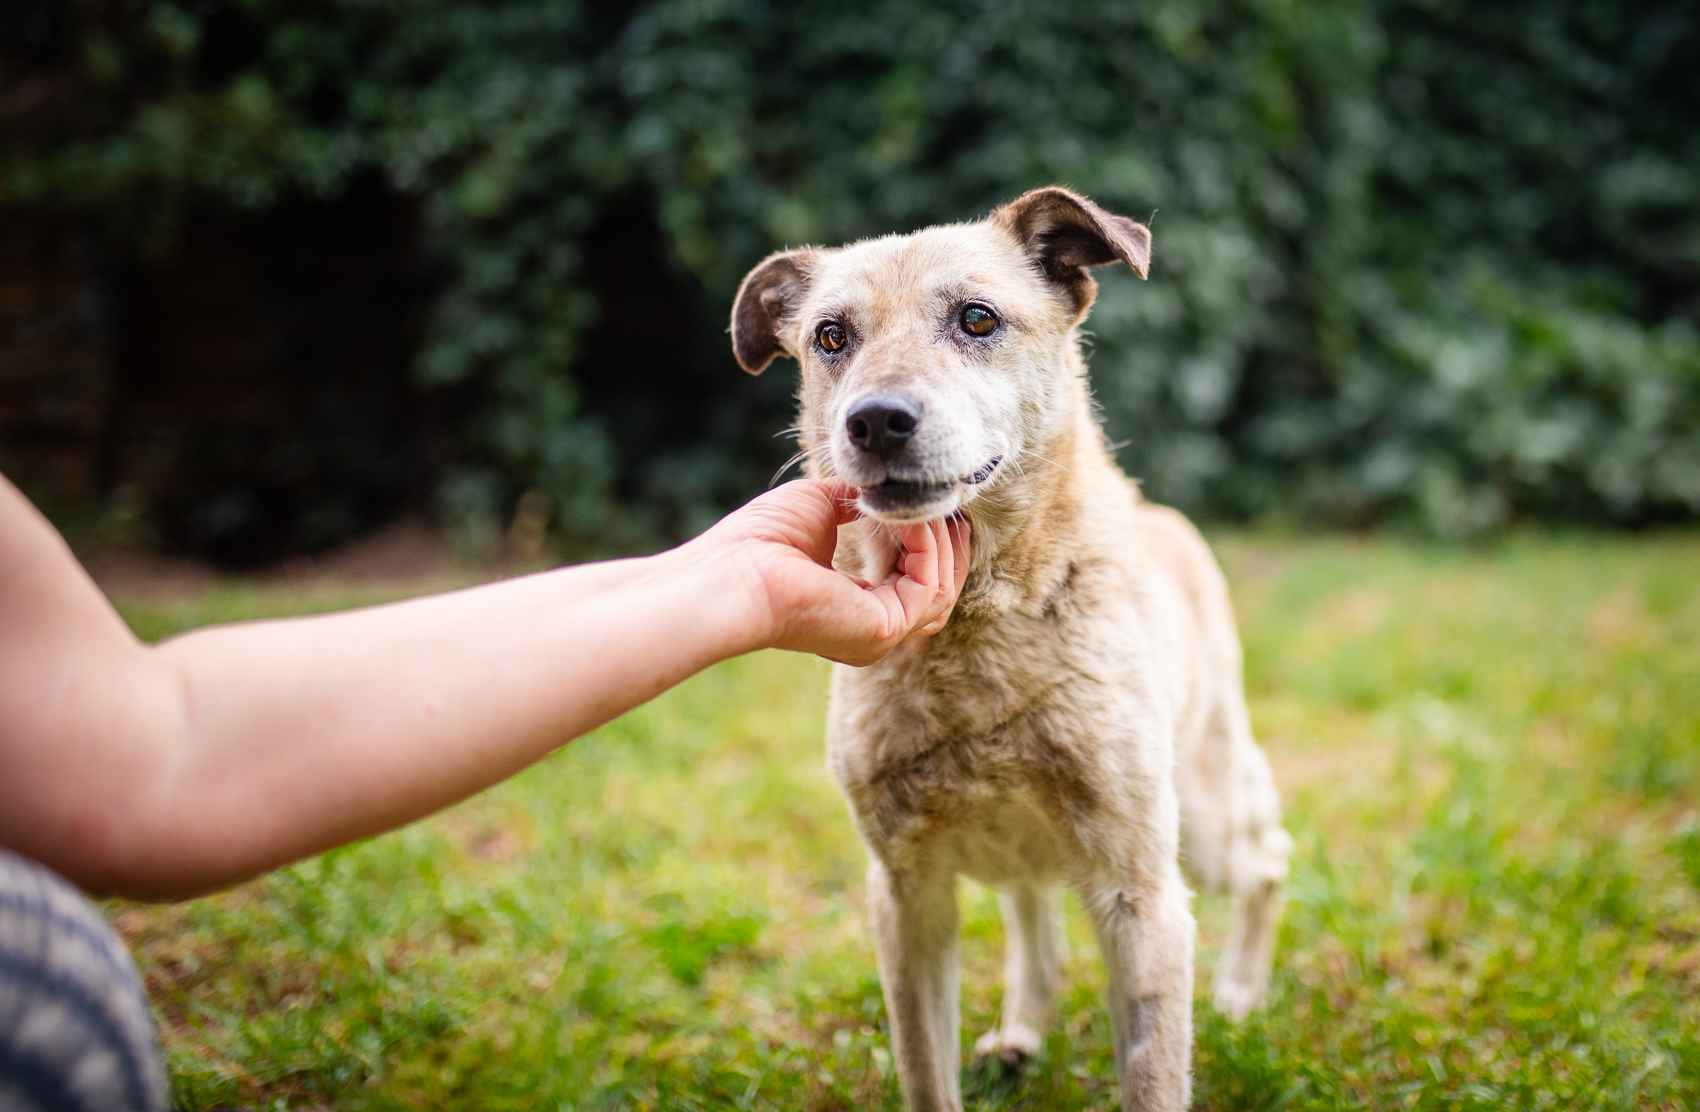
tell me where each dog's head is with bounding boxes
[731,186,1150,525]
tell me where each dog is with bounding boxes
[729,186,1292,1111]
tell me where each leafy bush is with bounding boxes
[7,0,1697,554]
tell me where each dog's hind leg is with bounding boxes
[867,859,963,1112]
[974,884,1063,1067]
[1208,700,1292,1021]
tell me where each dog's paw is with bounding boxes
[1211,975,1267,1022]
[973,1023,1043,1070]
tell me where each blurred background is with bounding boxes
[3,0,1697,568]
[8,7,1700,1107]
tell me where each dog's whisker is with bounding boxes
[770,439,838,487]
[1012,446,1066,477]
[769,449,811,487]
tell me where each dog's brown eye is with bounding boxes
[816,321,848,354]
[960,303,999,337]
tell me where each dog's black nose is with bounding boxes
[846,395,921,460]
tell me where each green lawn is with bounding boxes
[110,531,1700,1110]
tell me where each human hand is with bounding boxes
[681,480,971,666]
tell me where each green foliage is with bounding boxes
[11,1,1698,544]
[1674,826,1700,891]
[643,896,766,987]
[110,529,1700,1107]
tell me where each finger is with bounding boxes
[888,521,941,633]
[924,517,966,632]
[933,517,954,609]
[910,515,973,639]
[897,521,938,587]
[813,478,868,526]
[949,514,971,596]
[921,517,951,628]
[805,480,869,567]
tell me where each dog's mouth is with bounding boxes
[964,457,1003,485]
[860,456,1002,518]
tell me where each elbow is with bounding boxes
[52,795,233,903]
[32,649,206,902]
[5,785,156,901]
[49,799,154,900]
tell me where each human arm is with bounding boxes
[0,475,967,899]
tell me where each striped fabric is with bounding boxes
[0,851,166,1112]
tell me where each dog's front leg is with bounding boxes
[1083,860,1195,1111]
[867,858,962,1112]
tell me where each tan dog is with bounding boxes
[730,187,1292,1112]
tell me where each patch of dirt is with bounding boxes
[266,521,474,585]
[438,809,535,865]
[461,824,528,863]
[1586,586,1652,650]
[1266,722,1451,843]
[1637,939,1700,993]
[82,550,217,603]
[1310,585,1391,638]
[1269,734,1396,796]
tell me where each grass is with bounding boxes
[108,530,1700,1110]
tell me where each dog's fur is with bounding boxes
[731,187,1292,1111]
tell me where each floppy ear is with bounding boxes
[730,249,814,375]
[992,186,1151,314]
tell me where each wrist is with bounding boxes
[654,539,776,660]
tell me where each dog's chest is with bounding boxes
[829,603,1161,882]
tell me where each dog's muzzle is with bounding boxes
[859,455,1003,518]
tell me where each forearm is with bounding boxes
[0,476,953,902]
[115,548,763,898]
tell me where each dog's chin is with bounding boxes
[852,455,1004,525]
[857,480,964,524]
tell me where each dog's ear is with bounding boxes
[993,186,1151,314]
[730,249,815,375]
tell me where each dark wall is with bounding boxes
[0,217,112,503]
[0,178,439,564]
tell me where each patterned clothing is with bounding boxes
[0,851,166,1112]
